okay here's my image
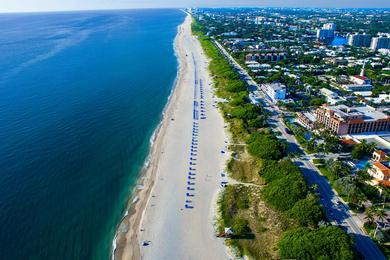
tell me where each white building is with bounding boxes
[323,23,336,30]
[254,16,264,25]
[371,37,390,51]
[320,88,343,105]
[342,84,373,92]
[342,63,373,92]
[316,29,335,43]
[366,94,390,104]
[348,33,372,47]
[261,83,287,103]
[350,75,372,85]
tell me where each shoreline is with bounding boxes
[112,14,188,260]
[136,13,229,259]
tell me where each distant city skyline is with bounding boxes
[1,0,390,13]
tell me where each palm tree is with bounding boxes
[365,206,375,224]
[311,184,319,192]
[367,142,377,155]
[374,207,387,224]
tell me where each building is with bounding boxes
[254,16,264,25]
[368,161,390,184]
[316,23,336,44]
[245,53,287,62]
[297,112,317,130]
[373,149,388,162]
[314,104,390,135]
[342,84,373,92]
[366,94,390,104]
[323,23,336,30]
[368,150,390,185]
[316,29,335,44]
[370,37,390,51]
[245,61,261,70]
[327,57,348,65]
[320,88,343,105]
[349,75,372,85]
[348,33,372,47]
[342,63,373,92]
[261,83,286,103]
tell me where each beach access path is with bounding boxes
[128,14,230,259]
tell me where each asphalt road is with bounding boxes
[212,38,386,260]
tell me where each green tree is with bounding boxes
[374,207,387,224]
[247,132,287,160]
[351,140,376,160]
[365,206,375,224]
[289,196,325,227]
[260,159,301,183]
[279,226,354,260]
[263,174,307,211]
[334,177,365,204]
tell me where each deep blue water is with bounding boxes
[0,9,184,259]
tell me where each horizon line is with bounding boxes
[1,5,390,14]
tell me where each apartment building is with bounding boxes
[261,83,287,103]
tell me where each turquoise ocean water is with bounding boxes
[0,9,184,259]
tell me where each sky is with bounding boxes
[1,0,390,13]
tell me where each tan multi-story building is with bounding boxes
[314,104,390,135]
[296,112,317,130]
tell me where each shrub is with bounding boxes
[247,132,287,160]
[279,226,354,260]
[289,197,325,227]
[260,159,301,183]
[262,174,307,211]
[232,218,251,237]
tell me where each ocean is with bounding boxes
[0,9,184,259]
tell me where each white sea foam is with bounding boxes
[110,19,183,260]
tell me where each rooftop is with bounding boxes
[264,83,286,91]
[352,75,369,80]
[303,112,316,122]
[373,161,390,176]
[325,105,389,122]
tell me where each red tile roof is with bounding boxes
[380,180,390,187]
[373,162,390,176]
[341,139,356,145]
[353,75,368,80]
[374,149,387,157]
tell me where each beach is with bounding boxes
[114,13,230,260]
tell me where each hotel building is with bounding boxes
[314,105,390,135]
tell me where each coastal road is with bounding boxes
[136,15,230,260]
[212,39,386,260]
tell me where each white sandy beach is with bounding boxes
[114,14,230,260]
